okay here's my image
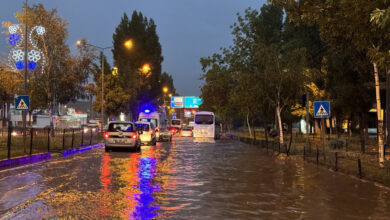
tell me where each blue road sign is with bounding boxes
[171,96,184,108]
[314,101,330,118]
[14,95,30,110]
[184,96,203,108]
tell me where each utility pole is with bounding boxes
[305,92,310,152]
[22,0,28,153]
[101,52,104,133]
[386,68,390,155]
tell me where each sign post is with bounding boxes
[314,101,331,152]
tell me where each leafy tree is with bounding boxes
[272,0,389,166]
[13,4,90,131]
[90,52,130,120]
[112,11,164,118]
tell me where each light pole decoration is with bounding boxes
[7,24,46,73]
[6,0,45,150]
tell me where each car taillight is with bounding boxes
[104,132,109,139]
[132,134,137,139]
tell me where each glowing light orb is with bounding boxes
[28,61,37,70]
[8,34,21,46]
[15,61,24,70]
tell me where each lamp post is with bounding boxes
[77,39,133,132]
[77,41,111,133]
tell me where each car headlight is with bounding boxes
[11,131,18,136]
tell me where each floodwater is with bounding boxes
[0,136,390,219]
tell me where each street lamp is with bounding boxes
[77,40,113,133]
[112,66,118,76]
[163,86,168,93]
[124,40,133,49]
[141,63,151,74]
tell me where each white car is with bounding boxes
[136,121,157,145]
[181,127,193,137]
[104,121,141,151]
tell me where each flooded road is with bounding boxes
[1,137,390,219]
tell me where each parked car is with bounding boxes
[181,126,193,137]
[104,121,141,151]
[136,121,157,145]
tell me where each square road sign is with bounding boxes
[15,95,30,110]
[314,101,330,118]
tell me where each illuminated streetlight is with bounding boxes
[76,40,81,46]
[163,86,168,93]
[141,63,151,74]
[112,66,118,76]
[169,93,172,97]
[124,40,133,49]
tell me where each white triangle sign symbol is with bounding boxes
[316,105,328,116]
[17,99,28,110]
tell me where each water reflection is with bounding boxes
[99,153,112,218]
[132,157,160,219]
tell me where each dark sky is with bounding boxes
[0,0,265,96]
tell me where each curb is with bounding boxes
[0,143,105,171]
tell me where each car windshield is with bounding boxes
[195,115,214,125]
[140,118,158,127]
[172,120,181,125]
[137,123,150,131]
[108,123,134,132]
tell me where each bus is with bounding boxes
[193,111,221,139]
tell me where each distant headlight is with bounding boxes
[92,128,96,132]
[11,131,18,136]
[83,128,89,133]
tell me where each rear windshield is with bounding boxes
[183,127,192,131]
[195,115,214,125]
[172,120,181,125]
[140,118,158,128]
[137,123,150,131]
[108,123,134,132]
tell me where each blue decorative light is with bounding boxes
[144,109,151,113]
[15,61,24,70]
[8,33,20,46]
[28,61,37,70]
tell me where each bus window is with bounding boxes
[195,115,214,125]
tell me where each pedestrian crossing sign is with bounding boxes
[314,101,330,118]
[14,95,30,110]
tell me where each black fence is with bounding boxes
[234,136,390,187]
[0,127,103,160]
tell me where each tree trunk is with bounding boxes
[359,112,366,153]
[374,62,385,167]
[264,120,269,144]
[276,105,284,145]
[246,112,252,138]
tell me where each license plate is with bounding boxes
[115,139,126,144]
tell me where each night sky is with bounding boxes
[0,0,265,96]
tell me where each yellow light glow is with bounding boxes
[141,64,151,74]
[169,93,172,97]
[163,87,168,93]
[124,40,133,49]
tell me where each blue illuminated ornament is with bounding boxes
[15,61,24,70]
[8,33,21,46]
[28,61,37,70]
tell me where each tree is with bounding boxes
[13,4,90,131]
[272,0,389,167]
[90,52,130,119]
[112,11,164,119]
